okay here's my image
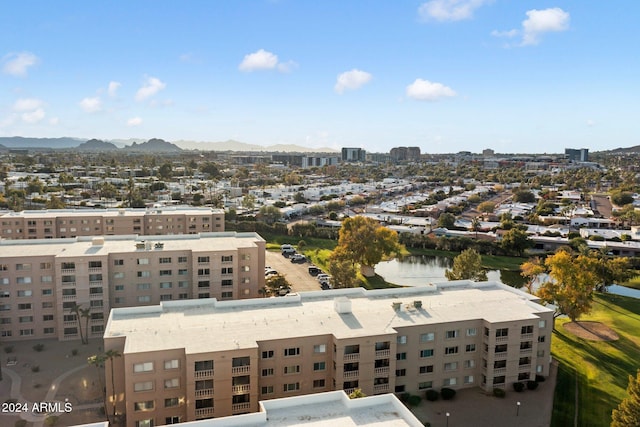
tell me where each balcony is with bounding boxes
[494,351,508,360]
[375,349,390,358]
[195,407,214,418]
[88,267,102,273]
[343,353,360,362]
[520,348,533,354]
[343,370,359,379]
[62,295,76,301]
[194,369,214,378]
[495,336,509,343]
[232,384,250,394]
[374,367,390,376]
[89,281,103,287]
[90,293,103,300]
[493,367,506,375]
[63,321,77,327]
[232,402,251,414]
[374,383,390,394]
[195,388,214,398]
[521,333,534,340]
[519,364,532,371]
[61,282,76,287]
[231,365,250,375]
[61,269,75,274]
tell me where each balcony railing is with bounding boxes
[374,383,390,394]
[343,370,359,379]
[493,367,506,375]
[520,348,533,354]
[61,268,75,274]
[62,295,76,301]
[375,349,390,358]
[61,282,76,287]
[232,402,251,414]
[231,365,250,375]
[89,281,103,287]
[494,351,508,360]
[90,293,103,300]
[195,407,214,418]
[232,384,250,394]
[194,369,214,378]
[343,387,356,396]
[518,363,531,371]
[195,388,214,398]
[343,353,360,362]
[495,336,509,343]
[88,267,102,273]
[521,333,534,340]
[374,367,390,376]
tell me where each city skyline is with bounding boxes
[1,1,638,154]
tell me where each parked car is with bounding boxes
[308,266,321,276]
[281,248,296,257]
[278,286,291,296]
[265,269,278,277]
[280,244,294,251]
[320,281,332,290]
[290,254,307,264]
[316,273,330,282]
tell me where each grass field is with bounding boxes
[550,293,640,427]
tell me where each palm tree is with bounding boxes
[69,303,85,345]
[105,349,122,421]
[80,306,91,344]
[471,217,481,239]
[87,354,108,419]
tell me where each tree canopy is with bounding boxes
[611,369,640,427]
[334,216,401,276]
[328,248,359,288]
[500,228,533,256]
[445,248,488,281]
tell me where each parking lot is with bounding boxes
[265,250,327,292]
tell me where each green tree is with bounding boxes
[158,162,173,180]
[334,216,401,277]
[500,228,532,256]
[258,205,282,224]
[445,249,488,281]
[520,257,546,293]
[611,191,634,207]
[328,248,359,288]
[477,201,496,214]
[87,354,108,418]
[46,195,66,209]
[242,194,256,211]
[611,369,640,427]
[348,388,367,399]
[437,212,456,229]
[69,303,85,345]
[536,250,599,321]
[265,274,290,295]
[512,189,536,203]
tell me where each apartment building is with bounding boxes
[103,282,553,426]
[0,206,225,240]
[0,232,265,342]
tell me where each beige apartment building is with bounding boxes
[0,232,265,342]
[0,206,225,239]
[103,282,554,426]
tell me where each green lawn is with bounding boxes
[550,293,640,427]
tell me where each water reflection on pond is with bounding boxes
[376,255,526,288]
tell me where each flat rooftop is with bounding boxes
[104,281,551,355]
[0,206,224,218]
[0,232,264,258]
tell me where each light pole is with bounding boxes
[517,401,521,416]
[446,412,450,427]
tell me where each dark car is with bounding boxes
[281,248,296,257]
[308,266,321,276]
[290,254,307,264]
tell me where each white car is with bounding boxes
[316,274,330,282]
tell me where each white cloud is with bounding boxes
[522,8,570,45]
[127,117,143,126]
[493,7,570,46]
[239,49,279,71]
[2,51,39,77]
[22,108,45,123]
[334,69,373,94]
[135,76,166,101]
[277,60,298,73]
[418,0,491,22]
[13,98,44,112]
[79,97,102,113]
[406,78,456,101]
[108,81,121,97]
[49,117,59,125]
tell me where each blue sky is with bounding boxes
[1,1,638,153]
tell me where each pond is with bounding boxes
[376,255,527,288]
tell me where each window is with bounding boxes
[137,271,151,278]
[222,255,233,262]
[115,285,124,291]
[284,347,300,357]
[261,350,274,359]
[284,365,300,374]
[165,397,179,408]
[538,335,546,343]
[159,257,172,264]
[18,303,32,310]
[197,268,210,276]
[537,349,545,357]
[418,381,433,390]
[135,420,153,427]
[313,379,326,388]
[134,381,154,392]
[17,290,33,297]
[221,267,233,274]
[113,272,125,279]
[16,277,32,284]
[41,289,53,296]
[397,335,407,344]
[443,377,457,386]
[396,368,406,376]
[419,365,434,374]
[164,359,179,370]
[138,296,151,303]
[539,320,546,328]
[314,362,326,371]
[261,368,274,377]
[194,360,214,371]
[495,328,509,337]
[16,263,32,271]
[137,283,151,290]
[444,362,458,371]
[159,282,172,289]
[521,325,534,334]
[464,375,474,384]
[178,281,188,288]
[496,344,508,353]
[178,269,188,276]
[44,327,54,334]
[283,382,300,392]
[41,276,53,283]
[493,376,505,385]
[197,256,210,263]
[42,302,53,309]
[420,349,434,358]
[536,365,543,373]
[164,378,179,389]
[43,314,54,321]
[221,292,233,299]
[89,287,103,295]
[19,316,33,323]
[178,256,187,263]
[137,258,149,265]
[114,259,124,266]
[445,346,459,355]
[420,332,435,342]
[466,343,477,352]
[396,352,407,361]
[464,360,476,369]
[446,330,458,339]
[40,262,52,270]
[314,344,326,353]
[261,386,274,394]
[466,328,477,336]
[159,270,172,276]
[134,401,155,411]
[134,362,154,373]
[494,360,507,369]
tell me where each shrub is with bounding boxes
[4,345,14,353]
[297,240,306,248]
[71,349,79,356]
[408,395,422,406]
[441,387,456,400]
[31,365,40,372]
[399,392,411,403]
[527,380,539,390]
[535,375,546,383]
[425,389,439,401]
[493,388,506,398]
[513,382,525,392]
[33,343,45,352]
